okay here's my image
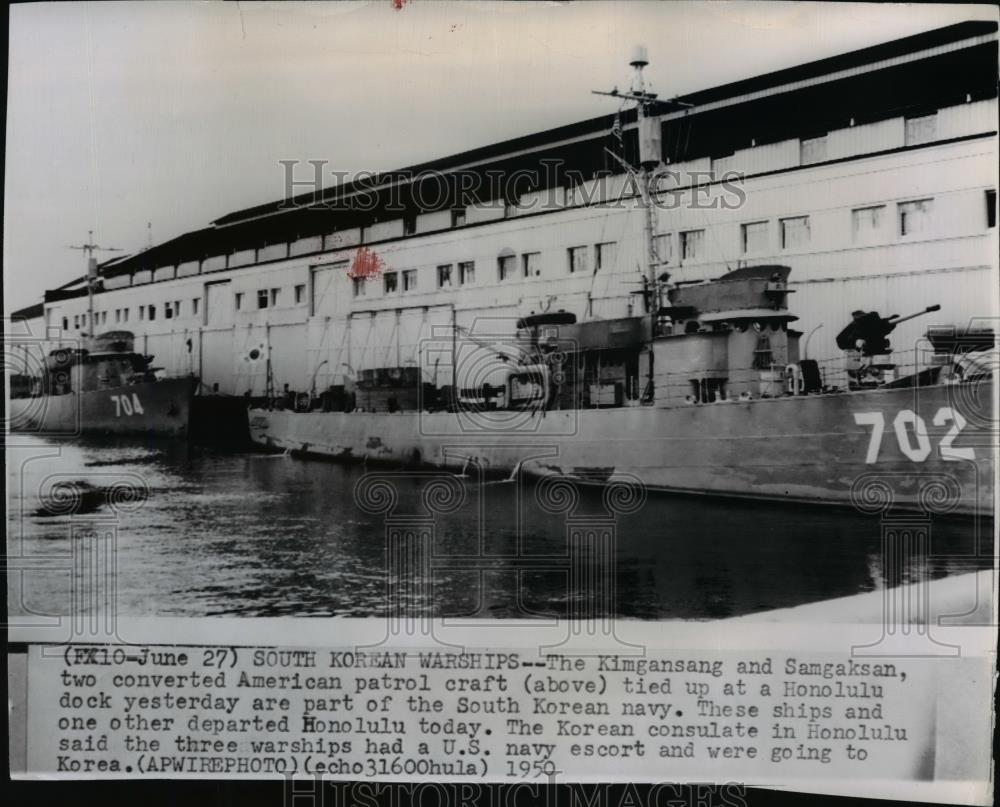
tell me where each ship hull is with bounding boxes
[248,382,994,516]
[8,376,197,437]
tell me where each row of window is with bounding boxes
[61,186,997,326]
[658,190,996,262]
[394,114,948,240]
[797,112,941,167]
[64,297,205,331]
[350,241,620,298]
[233,184,999,309]
[357,188,995,295]
[234,284,308,311]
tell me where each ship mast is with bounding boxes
[68,230,123,344]
[593,46,686,320]
[594,47,690,401]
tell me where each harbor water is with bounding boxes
[6,434,992,619]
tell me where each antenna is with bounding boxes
[67,230,124,340]
[592,47,670,314]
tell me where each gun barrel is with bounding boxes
[890,305,942,326]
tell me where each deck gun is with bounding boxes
[836,304,940,388]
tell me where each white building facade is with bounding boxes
[22,21,1000,398]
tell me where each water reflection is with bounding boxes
[6,435,991,619]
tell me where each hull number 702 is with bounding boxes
[853,407,974,463]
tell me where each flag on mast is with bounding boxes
[611,110,624,149]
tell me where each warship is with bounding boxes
[7,236,196,437]
[247,49,995,517]
[8,330,197,437]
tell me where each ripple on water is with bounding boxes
[6,434,992,619]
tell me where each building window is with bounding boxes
[73,315,79,328]
[101,311,108,324]
[403,214,417,236]
[148,305,156,321]
[898,198,933,236]
[437,265,452,288]
[567,245,588,274]
[402,269,418,292]
[741,221,769,254]
[139,307,145,321]
[352,277,366,297]
[594,242,617,272]
[655,233,673,265]
[384,272,398,293]
[63,317,69,330]
[904,113,937,146]
[115,309,121,323]
[451,208,466,228]
[522,251,541,278]
[851,205,885,243]
[680,229,704,261]
[165,302,174,320]
[235,293,244,310]
[458,261,475,286]
[192,298,200,315]
[257,289,269,309]
[800,135,827,166]
[498,254,516,281]
[780,216,810,249]
[986,189,996,229]
[270,288,280,307]
[294,284,305,304]
[122,309,129,323]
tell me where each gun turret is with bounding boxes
[836,305,940,356]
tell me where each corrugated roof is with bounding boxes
[214,20,997,227]
[10,302,44,320]
[92,20,997,282]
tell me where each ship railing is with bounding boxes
[653,348,935,406]
[809,347,930,390]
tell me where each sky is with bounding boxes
[5,1,996,313]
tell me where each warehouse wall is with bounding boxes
[39,106,997,395]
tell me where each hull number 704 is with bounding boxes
[110,393,145,417]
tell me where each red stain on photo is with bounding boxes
[392,0,406,10]
[348,247,386,279]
